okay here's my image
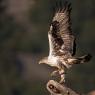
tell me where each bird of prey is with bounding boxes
[39,0,91,83]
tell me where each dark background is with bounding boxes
[0,0,95,95]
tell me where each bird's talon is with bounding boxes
[51,70,59,76]
[59,78,65,84]
[59,72,66,75]
[59,70,66,84]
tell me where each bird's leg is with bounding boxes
[51,70,59,76]
[51,62,66,77]
[51,68,66,83]
[57,62,66,83]
[59,69,66,84]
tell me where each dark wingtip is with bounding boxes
[63,1,72,13]
[54,0,72,12]
[84,54,92,62]
[51,0,72,19]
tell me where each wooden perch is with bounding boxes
[47,80,80,95]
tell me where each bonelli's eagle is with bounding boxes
[39,0,91,83]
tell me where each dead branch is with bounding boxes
[46,80,81,95]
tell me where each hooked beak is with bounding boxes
[39,60,43,64]
[39,57,48,64]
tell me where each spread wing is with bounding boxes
[48,1,76,57]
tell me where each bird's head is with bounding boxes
[39,57,48,64]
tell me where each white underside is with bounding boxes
[48,55,72,69]
[48,55,58,67]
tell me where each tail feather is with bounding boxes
[79,54,92,63]
[67,54,92,64]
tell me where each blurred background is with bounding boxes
[0,0,95,95]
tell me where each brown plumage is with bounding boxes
[48,1,75,58]
[39,0,92,83]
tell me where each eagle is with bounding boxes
[39,0,91,83]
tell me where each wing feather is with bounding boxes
[48,0,76,57]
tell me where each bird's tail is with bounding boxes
[77,54,92,63]
[67,54,92,64]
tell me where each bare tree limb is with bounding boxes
[47,80,81,95]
